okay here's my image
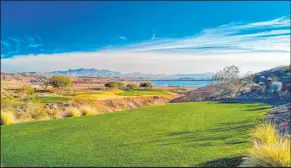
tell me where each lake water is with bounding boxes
[150,80,214,87]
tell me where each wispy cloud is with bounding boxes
[108,16,290,54]
[151,33,156,40]
[1,41,12,47]
[6,36,22,55]
[2,35,44,55]
[27,44,43,48]
[2,16,290,74]
[25,35,35,43]
[110,35,128,41]
[8,36,22,43]
[119,36,127,41]
[25,35,43,48]
[35,33,42,41]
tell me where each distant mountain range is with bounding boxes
[21,68,215,80]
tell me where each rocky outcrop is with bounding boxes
[172,66,290,103]
[266,103,290,136]
[236,74,290,100]
[44,102,71,109]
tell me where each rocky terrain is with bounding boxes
[266,103,290,136]
[171,66,290,103]
[170,84,216,103]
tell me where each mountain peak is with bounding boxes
[48,68,214,80]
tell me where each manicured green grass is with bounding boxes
[82,91,104,95]
[61,93,81,96]
[61,90,170,98]
[1,102,271,167]
[26,96,71,103]
[117,89,174,96]
[62,92,103,97]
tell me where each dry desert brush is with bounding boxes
[248,123,290,167]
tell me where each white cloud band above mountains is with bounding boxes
[2,16,290,74]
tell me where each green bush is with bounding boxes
[117,82,125,89]
[126,83,139,90]
[139,82,153,89]
[23,84,35,96]
[30,103,49,119]
[50,76,73,89]
[104,82,118,89]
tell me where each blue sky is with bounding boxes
[1,1,290,74]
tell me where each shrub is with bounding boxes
[50,76,73,89]
[46,109,59,119]
[23,84,35,96]
[126,83,139,90]
[80,106,94,116]
[104,82,118,89]
[1,110,15,125]
[117,82,125,89]
[139,82,153,89]
[30,103,49,120]
[66,108,81,117]
[248,123,290,167]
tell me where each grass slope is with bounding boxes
[26,96,71,103]
[32,90,174,103]
[1,102,271,167]
[117,89,174,96]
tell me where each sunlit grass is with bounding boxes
[1,102,270,167]
[61,93,81,96]
[26,96,71,103]
[117,89,174,96]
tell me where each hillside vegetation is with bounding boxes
[172,65,290,103]
[1,102,270,167]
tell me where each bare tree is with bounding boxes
[213,65,240,98]
[40,82,50,91]
[238,71,254,92]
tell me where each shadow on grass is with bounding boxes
[216,98,289,106]
[167,131,193,136]
[225,140,248,145]
[194,156,243,167]
[245,107,271,111]
[118,131,233,147]
[208,124,255,133]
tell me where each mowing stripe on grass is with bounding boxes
[1,102,271,167]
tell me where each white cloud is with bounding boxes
[119,36,127,41]
[25,35,35,43]
[2,16,290,74]
[27,44,43,48]
[35,33,42,41]
[1,41,11,47]
[108,16,290,53]
[2,51,289,75]
[8,36,22,43]
[151,33,156,40]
